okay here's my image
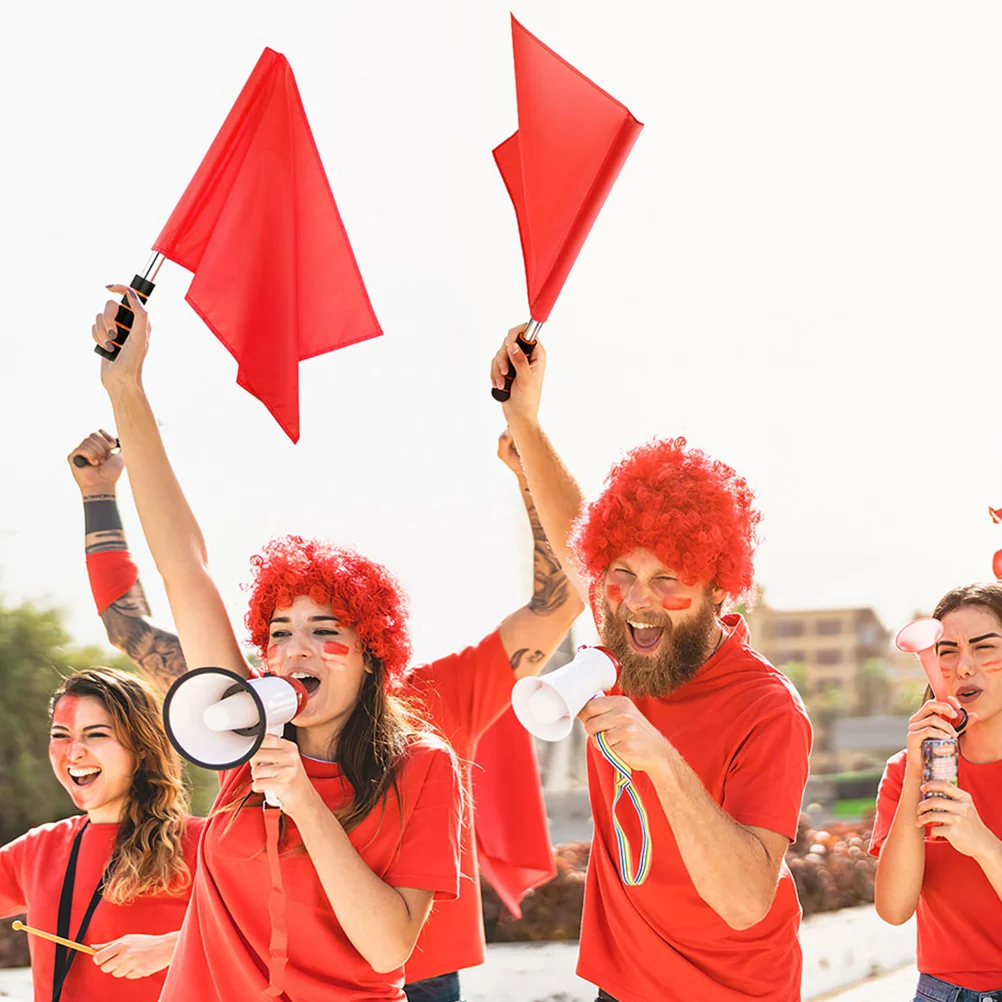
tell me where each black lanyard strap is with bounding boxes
[51,821,107,1002]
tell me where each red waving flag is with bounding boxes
[473,707,556,917]
[493,17,643,322]
[154,48,381,442]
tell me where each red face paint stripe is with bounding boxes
[266,644,278,664]
[323,641,350,657]
[52,694,80,729]
[661,596,692,611]
[606,584,623,603]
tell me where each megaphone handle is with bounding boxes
[261,721,287,810]
[492,321,542,402]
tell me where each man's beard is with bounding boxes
[599,596,719,699]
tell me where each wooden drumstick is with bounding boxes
[11,920,96,955]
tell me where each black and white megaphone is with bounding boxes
[512,646,620,740]
[163,667,308,808]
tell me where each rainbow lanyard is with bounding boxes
[595,731,652,886]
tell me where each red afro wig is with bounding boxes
[244,536,412,688]
[572,437,761,601]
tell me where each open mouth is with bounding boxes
[956,687,983,705]
[68,767,101,788]
[290,672,321,696]
[626,621,665,653]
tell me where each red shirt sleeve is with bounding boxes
[383,744,463,900]
[410,631,514,750]
[868,751,906,858]
[0,830,29,918]
[722,697,813,841]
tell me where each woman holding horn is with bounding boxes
[0,667,203,1001]
[870,583,1002,1001]
[91,284,463,1002]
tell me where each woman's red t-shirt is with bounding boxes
[870,750,1002,990]
[0,813,203,1002]
[159,741,462,1001]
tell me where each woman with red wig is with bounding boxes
[91,287,463,1002]
[490,328,812,1002]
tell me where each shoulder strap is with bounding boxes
[51,821,106,1002]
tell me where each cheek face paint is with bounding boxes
[606,583,623,604]
[661,596,692,611]
[323,641,350,658]
[266,644,279,667]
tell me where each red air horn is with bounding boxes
[895,618,968,732]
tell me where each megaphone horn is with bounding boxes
[163,667,308,808]
[512,646,620,741]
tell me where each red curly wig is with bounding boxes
[572,437,760,600]
[244,536,412,688]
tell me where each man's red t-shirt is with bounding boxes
[159,741,461,1001]
[0,813,204,1002]
[577,615,813,1002]
[404,630,517,982]
[869,750,1002,990]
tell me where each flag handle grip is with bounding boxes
[72,438,121,468]
[94,274,157,361]
[492,320,543,402]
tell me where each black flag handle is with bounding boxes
[492,320,543,403]
[94,253,165,361]
[72,439,121,469]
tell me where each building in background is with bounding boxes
[746,600,926,773]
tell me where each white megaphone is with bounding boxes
[163,667,308,808]
[512,646,620,740]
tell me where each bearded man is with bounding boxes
[491,328,813,1002]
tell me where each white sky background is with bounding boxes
[1,1,1002,662]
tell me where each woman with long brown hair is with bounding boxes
[92,286,463,1002]
[870,583,1002,1001]
[0,667,203,1001]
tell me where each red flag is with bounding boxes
[494,17,643,322]
[472,707,556,917]
[154,48,381,442]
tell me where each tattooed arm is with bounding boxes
[496,430,583,679]
[490,330,590,604]
[68,430,188,694]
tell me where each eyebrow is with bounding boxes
[50,724,113,733]
[938,633,1001,649]
[269,616,340,624]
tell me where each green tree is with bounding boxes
[0,600,82,844]
[858,658,892,715]
[779,660,807,698]
[807,684,847,754]
[893,680,928,716]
